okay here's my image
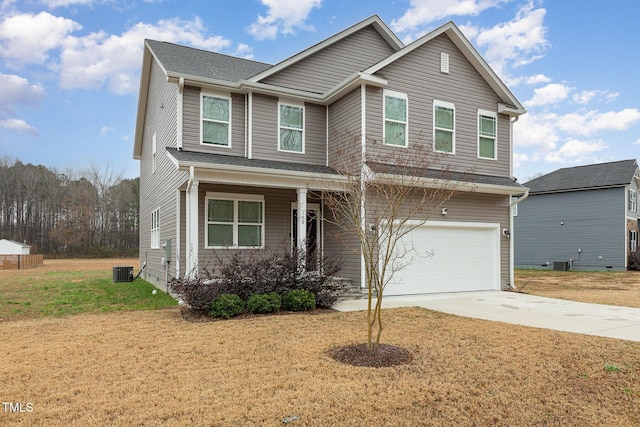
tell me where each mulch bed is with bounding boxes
[179,306,334,322]
[329,342,413,367]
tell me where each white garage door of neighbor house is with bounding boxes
[383,222,501,295]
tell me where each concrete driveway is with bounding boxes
[333,291,640,342]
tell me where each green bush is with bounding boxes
[209,294,245,319]
[282,289,315,312]
[246,292,281,314]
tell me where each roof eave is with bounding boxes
[372,172,527,195]
[133,42,155,160]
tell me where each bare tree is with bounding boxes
[320,131,472,350]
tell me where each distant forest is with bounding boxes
[0,156,139,258]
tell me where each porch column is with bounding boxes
[186,179,199,276]
[296,188,307,263]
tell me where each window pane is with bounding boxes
[480,115,496,137]
[203,96,229,121]
[479,137,495,158]
[435,106,454,129]
[208,199,234,222]
[238,201,262,223]
[385,121,406,146]
[238,225,262,246]
[209,224,233,246]
[203,121,229,146]
[385,96,406,122]
[280,105,303,129]
[280,128,303,152]
[435,129,453,152]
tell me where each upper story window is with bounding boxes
[206,193,264,248]
[383,90,408,147]
[279,102,304,153]
[434,100,455,153]
[629,189,637,213]
[478,109,497,160]
[201,93,231,147]
[151,208,160,249]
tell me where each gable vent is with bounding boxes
[440,52,449,74]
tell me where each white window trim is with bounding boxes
[205,192,265,249]
[151,208,160,249]
[477,109,497,160]
[433,100,455,154]
[630,230,638,252]
[278,99,305,154]
[383,89,409,148]
[629,189,637,212]
[200,91,232,148]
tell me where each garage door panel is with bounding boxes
[384,222,500,295]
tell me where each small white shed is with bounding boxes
[0,239,31,255]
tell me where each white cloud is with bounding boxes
[247,0,323,40]
[0,11,81,67]
[40,0,95,7]
[525,74,551,85]
[58,17,232,94]
[471,1,548,78]
[635,138,640,145]
[100,125,114,137]
[391,0,509,33]
[544,139,607,164]
[526,83,572,107]
[572,90,619,105]
[0,73,45,114]
[0,118,38,135]
[557,108,640,136]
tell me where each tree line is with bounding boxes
[0,156,139,258]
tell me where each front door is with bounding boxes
[292,203,320,267]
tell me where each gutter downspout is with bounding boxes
[185,166,196,277]
[177,77,184,150]
[509,188,529,289]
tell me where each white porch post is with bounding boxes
[296,188,307,264]
[186,179,199,276]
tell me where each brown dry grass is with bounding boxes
[515,269,640,308]
[1,262,639,426]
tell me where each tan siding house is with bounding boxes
[134,15,527,295]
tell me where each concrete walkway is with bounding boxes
[333,291,640,342]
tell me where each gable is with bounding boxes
[261,25,399,94]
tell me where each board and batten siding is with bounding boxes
[182,86,246,157]
[261,25,397,94]
[514,188,626,270]
[139,59,188,289]
[365,33,511,178]
[251,94,326,165]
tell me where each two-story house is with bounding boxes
[133,15,526,296]
[514,159,640,271]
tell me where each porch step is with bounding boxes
[330,277,366,302]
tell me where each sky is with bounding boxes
[1,0,639,182]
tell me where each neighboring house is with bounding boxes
[514,159,640,271]
[0,239,31,255]
[133,15,526,295]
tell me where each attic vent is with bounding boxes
[440,52,449,74]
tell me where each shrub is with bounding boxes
[169,272,222,311]
[246,292,281,314]
[628,251,640,271]
[209,294,245,319]
[282,289,315,312]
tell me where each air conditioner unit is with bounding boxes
[113,266,133,283]
[553,261,569,272]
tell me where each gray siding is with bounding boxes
[262,25,396,94]
[514,188,627,270]
[328,88,362,171]
[366,34,511,178]
[139,59,188,289]
[251,94,326,165]
[183,86,246,157]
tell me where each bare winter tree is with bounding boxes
[319,131,473,350]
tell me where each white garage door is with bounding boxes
[384,221,501,295]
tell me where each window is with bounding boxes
[478,110,497,159]
[201,93,231,146]
[279,102,304,152]
[434,100,455,153]
[151,209,160,249]
[511,197,518,217]
[383,90,408,147]
[206,193,264,248]
[629,189,637,212]
[152,133,157,173]
[630,230,638,252]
